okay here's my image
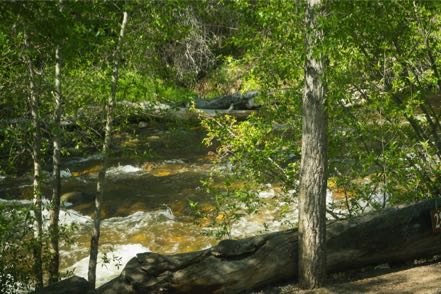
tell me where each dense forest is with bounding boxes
[0,1,440,293]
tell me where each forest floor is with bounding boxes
[254,261,441,293]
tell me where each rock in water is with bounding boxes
[61,191,94,206]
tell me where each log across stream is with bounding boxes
[87,198,441,293]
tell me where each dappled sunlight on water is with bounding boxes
[0,126,219,285]
[0,126,309,287]
[71,164,103,177]
[57,205,218,286]
[0,124,397,288]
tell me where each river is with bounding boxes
[0,124,301,287]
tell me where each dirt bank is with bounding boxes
[254,262,441,294]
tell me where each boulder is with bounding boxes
[61,191,94,206]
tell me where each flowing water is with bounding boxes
[0,124,300,286]
[0,124,382,287]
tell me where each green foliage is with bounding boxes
[195,55,261,98]
[198,0,441,234]
[202,112,300,187]
[101,246,122,271]
[0,0,440,279]
[325,0,441,208]
[0,202,79,292]
[0,203,33,293]
[117,70,195,104]
[199,95,302,237]
[190,176,262,239]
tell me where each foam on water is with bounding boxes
[102,207,175,234]
[357,192,389,211]
[31,199,91,227]
[0,182,390,290]
[58,208,92,226]
[0,198,92,229]
[230,197,299,238]
[230,188,357,238]
[106,165,143,177]
[326,187,389,215]
[65,243,150,287]
[60,169,72,178]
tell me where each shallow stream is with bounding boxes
[0,125,300,286]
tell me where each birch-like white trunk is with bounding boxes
[48,44,62,284]
[24,30,44,290]
[88,11,129,289]
[298,0,328,289]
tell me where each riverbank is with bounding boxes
[254,261,441,293]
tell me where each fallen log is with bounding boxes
[0,100,256,130]
[33,276,92,294]
[195,91,259,110]
[174,108,256,120]
[117,101,255,121]
[97,198,441,294]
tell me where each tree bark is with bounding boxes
[33,276,92,294]
[88,11,129,289]
[48,44,62,284]
[298,0,327,289]
[97,198,441,294]
[24,30,44,290]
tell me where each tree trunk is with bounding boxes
[88,11,129,289]
[24,30,44,290]
[298,0,327,289]
[48,44,62,284]
[97,199,441,294]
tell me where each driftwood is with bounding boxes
[97,198,441,293]
[195,91,259,110]
[0,97,258,128]
[174,108,255,120]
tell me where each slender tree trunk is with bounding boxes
[298,0,327,289]
[88,11,128,289]
[24,30,44,290]
[48,44,62,284]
